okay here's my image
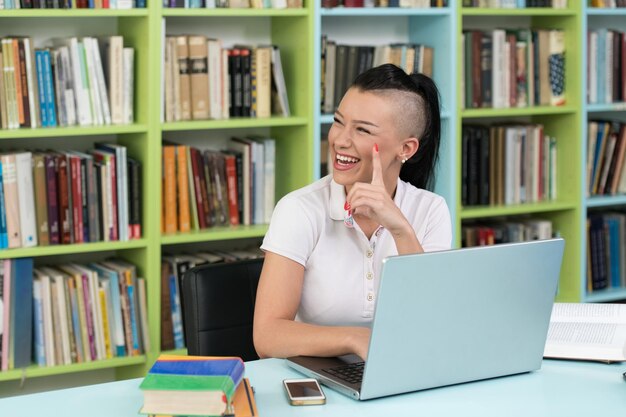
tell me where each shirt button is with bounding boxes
[366,250,373,258]
[366,272,373,280]
[367,293,374,301]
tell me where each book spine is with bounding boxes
[69,155,84,243]
[224,154,240,226]
[0,161,8,248]
[81,273,97,360]
[17,40,31,128]
[42,49,57,127]
[2,155,22,248]
[162,146,178,234]
[44,154,60,245]
[32,154,50,246]
[176,146,191,232]
[15,152,37,247]
[56,154,72,244]
[169,273,185,349]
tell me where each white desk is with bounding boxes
[0,358,625,416]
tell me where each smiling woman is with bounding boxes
[252,64,452,362]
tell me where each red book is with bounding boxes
[44,154,60,245]
[68,154,84,243]
[343,0,363,6]
[56,153,72,244]
[189,148,207,229]
[194,149,212,228]
[224,154,240,226]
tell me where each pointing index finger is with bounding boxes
[371,143,384,187]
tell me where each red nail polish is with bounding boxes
[344,201,350,211]
[374,143,379,153]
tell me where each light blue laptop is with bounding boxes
[287,238,565,400]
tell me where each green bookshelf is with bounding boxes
[457,3,583,302]
[0,1,315,386]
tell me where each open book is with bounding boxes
[543,303,626,363]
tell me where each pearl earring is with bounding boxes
[401,157,407,164]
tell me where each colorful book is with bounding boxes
[140,355,245,416]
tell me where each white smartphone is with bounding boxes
[283,378,326,406]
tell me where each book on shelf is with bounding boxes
[321,39,433,113]
[586,212,626,292]
[139,354,245,417]
[462,0,567,7]
[163,35,290,121]
[165,0,302,8]
[0,36,134,130]
[461,124,557,207]
[0,258,33,371]
[0,0,146,9]
[323,0,447,7]
[462,218,553,247]
[587,28,625,105]
[544,303,626,363]
[0,146,141,251]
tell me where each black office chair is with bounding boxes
[181,258,263,361]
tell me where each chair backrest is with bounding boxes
[181,258,263,361]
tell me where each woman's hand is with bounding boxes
[346,145,423,254]
[349,326,372,361]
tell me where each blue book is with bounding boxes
[126,280,141,354]
[35,51,49,128]
[32,279,46,367]
[606,217,621,288]
[10,258,34,369]
[42,50,58,128]
[169,274,185,349]
[148,355,245,386]
[0,161,8,249]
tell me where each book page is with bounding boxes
[549,303,626,324]
[544,321,626,362]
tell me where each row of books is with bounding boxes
[0,0,144,8]
[321,38,434,114]
[322,0,448,7]
[462,124,557,207]
[587,212,626,292]
[462,0,567,7]
[586,121,626,197]
[0,36,134,130]
[462,218,553,247]
[461,29,566,110]
[0,145,141,250]
[160,247,263,351]
[590,0,626,7]
[164,0,301,7]
[163,36,289,122]
[162,138,274,235]
[140,355,258,417]
[0,258,149,371]
[587,29,626,106]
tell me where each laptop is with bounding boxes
[286,238,565,400]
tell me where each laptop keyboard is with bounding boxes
[322,362,365,384]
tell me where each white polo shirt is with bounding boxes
[261,175,452,328]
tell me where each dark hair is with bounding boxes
[351,63,441,191]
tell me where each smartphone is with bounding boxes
[283,378,326,406]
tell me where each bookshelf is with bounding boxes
[0,2,314,388]
[314,2,458,224]
[582,3,626,302]
[0,9,155,386]
[457,4,583,302]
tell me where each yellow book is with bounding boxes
[99,286,112,359]
[162,145,178,234]
[176,145,191,233]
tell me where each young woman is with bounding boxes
[253,64,452,361]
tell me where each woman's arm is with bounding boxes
[253,251,371,360]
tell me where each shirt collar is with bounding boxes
[328,177,407,221]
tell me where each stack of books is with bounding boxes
[140,354,258,417]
